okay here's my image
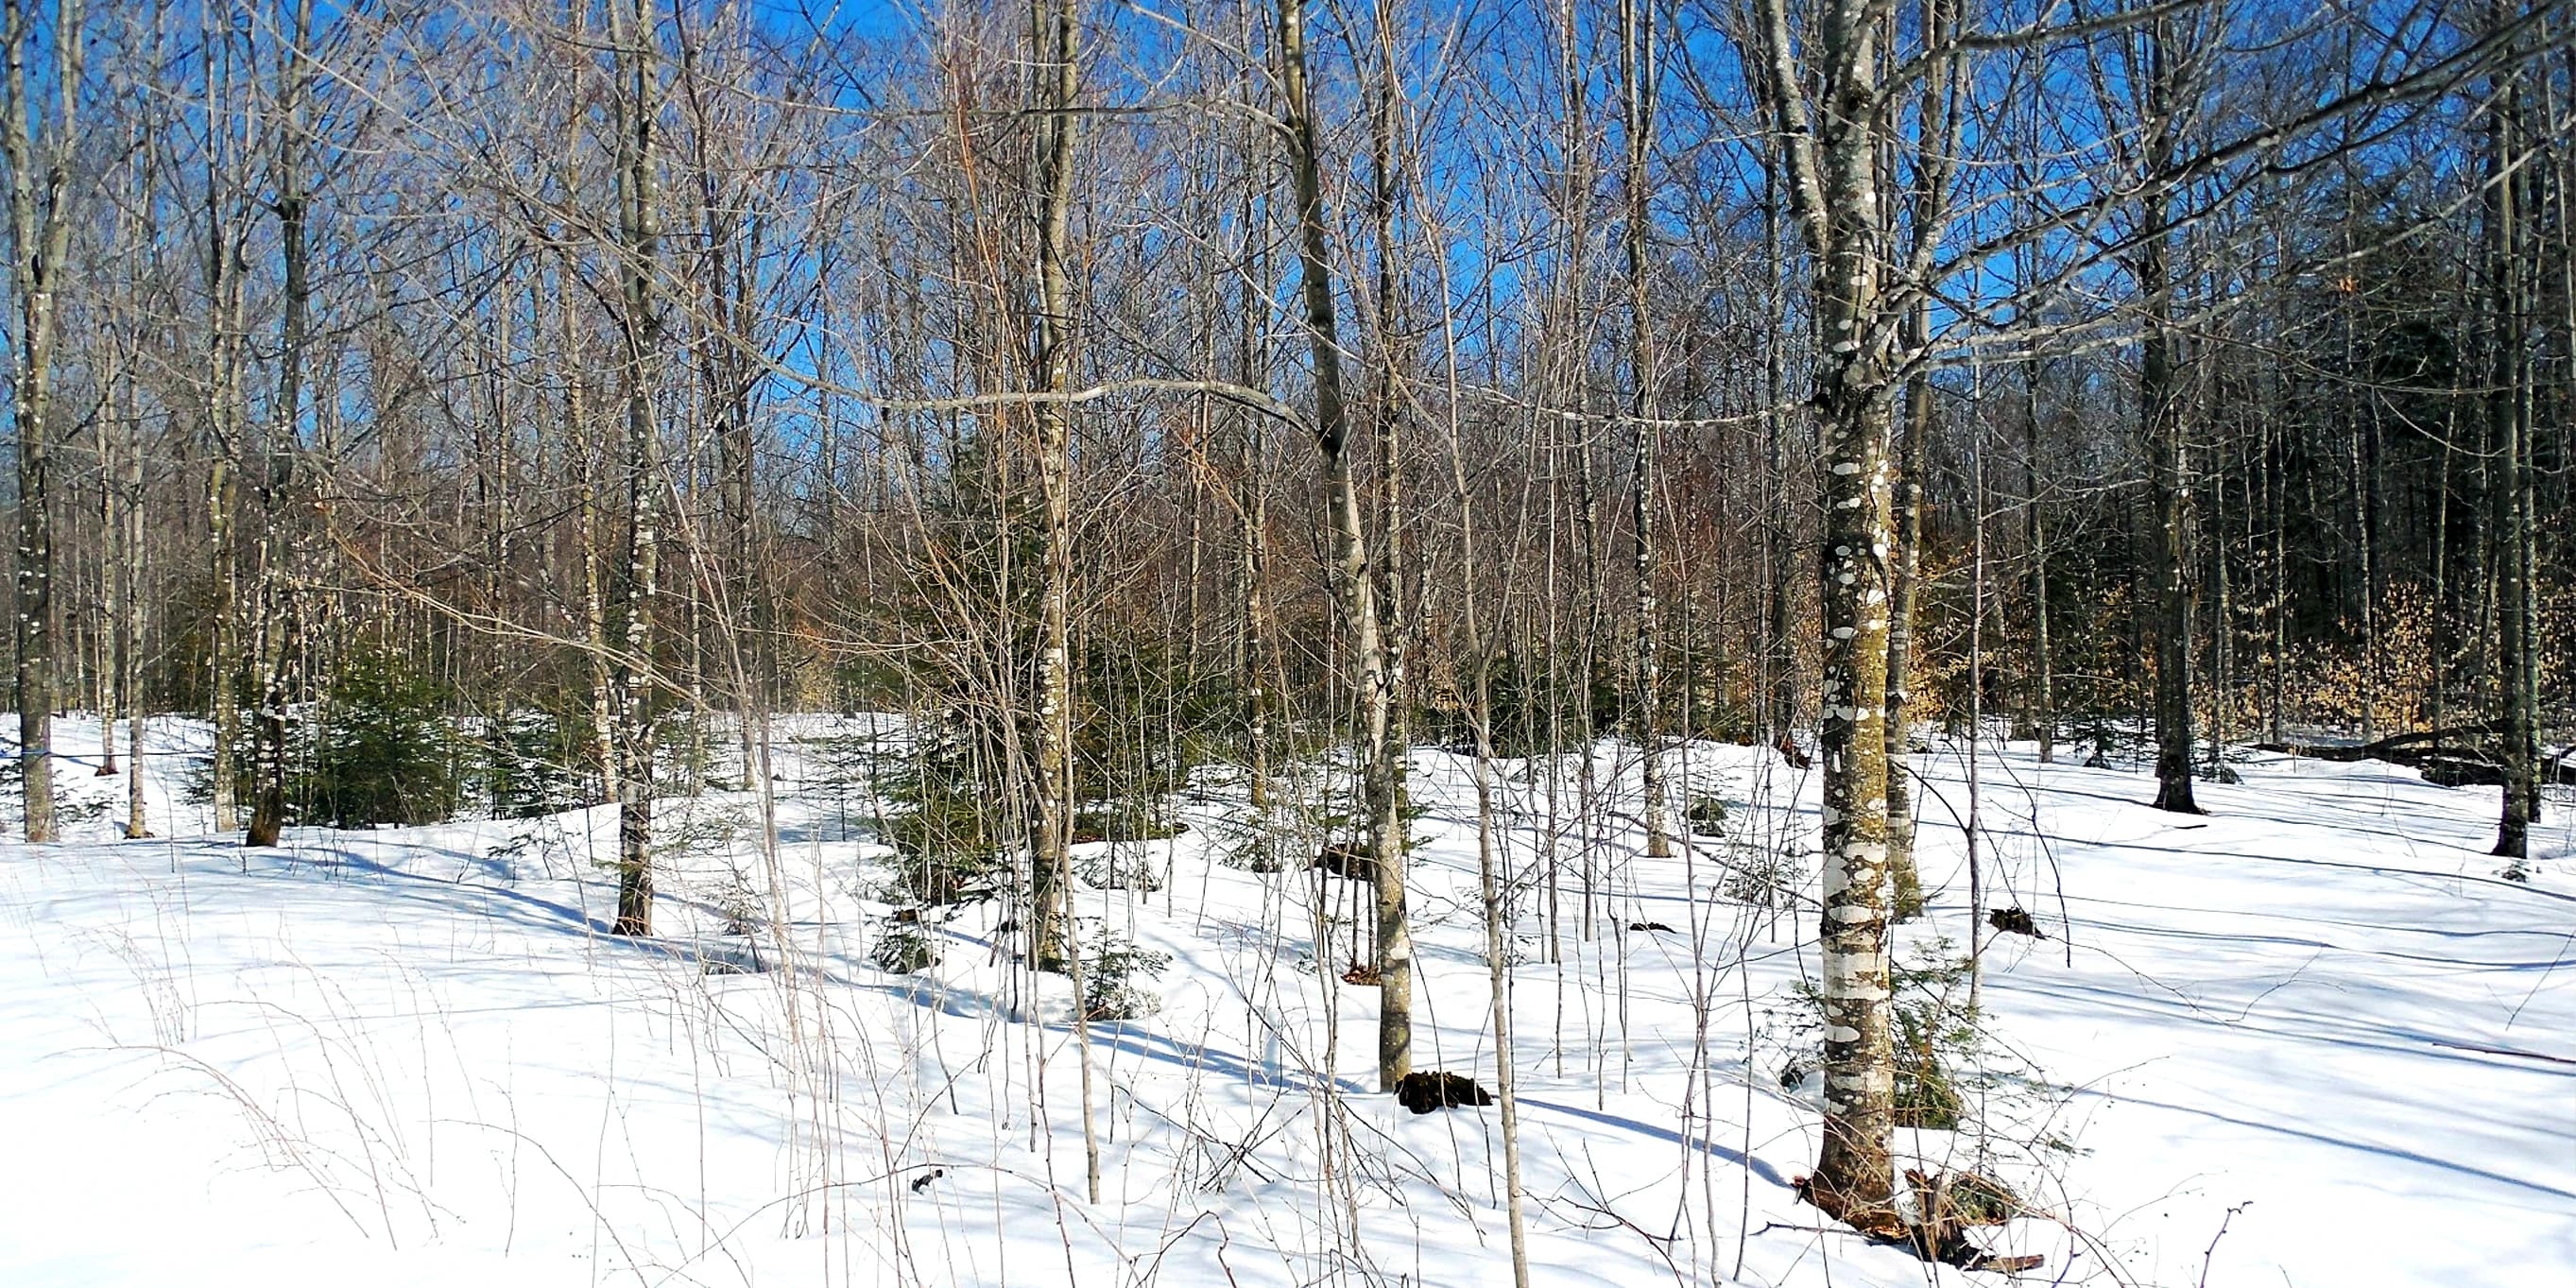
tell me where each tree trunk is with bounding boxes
[95,394,119,778]
[2267,402,2286,747]
[2144,295,2200,813]
[608,0,661,936]
[1026,0,1081,978]
[1752,0,1905,1225]
[556,265,618,808]
[1811,367,1898,1224]
[1278,0,1407,1091]
[2024,351,2052,762]
[1361,17,1414,1004]
[1029,0,1099,1204]
[2486,61,2538,863]
[247,0,317,850]
[2209,444,2235,776]
[2141,29,2201,816]
[1762,171,1796,744]
[209,456,239,832]
[3,0,83,843]
[1622,0,1671,860]
[1808,109,1898,1240]
[122,371,146,838]
[1235,230,1274,818]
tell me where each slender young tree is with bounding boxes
[1622,0,1672,860]
[196,0,253,836]
[2020,267,2052,763]
[1028,0,1081,976]
[1881,0,1963,907]
[1883,302,1930,909]
[1027,0,1102,1204]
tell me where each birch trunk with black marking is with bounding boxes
[1751,0,1902,1225]
[608,0,661,936]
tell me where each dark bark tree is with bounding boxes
[2486,33,2539,863]
[2137,16,2204,816]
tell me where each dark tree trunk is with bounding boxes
[2139,29,2202,816]
[2486,60,2539,863]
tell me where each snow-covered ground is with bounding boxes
[2,713,2569,1286]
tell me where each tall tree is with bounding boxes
[1027,0,1082,976]
[607,0,663,936]
[1277,0,1409,1090]
[1028,0,1102,1206]
[2137,11,2204,816]
[2,0,83,843]
[1745,0,1913,1226]
[2486,15,2539,863]
[1880,0,1962,905]
[245,0,319,849]
[1623,0,1672,860]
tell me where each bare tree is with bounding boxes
[1028,0,1101,1202]
[2486,9,2539,863]
[607,0,663,936]
[244,0,319,849]
[1276,0,1410,1091]
[1622,0,1672,860]
[3,0,84,842]
[1743,0,1932,1226]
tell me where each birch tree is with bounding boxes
[2,0,82,842]
[1743,0,1920,1226]
[607,0,663,936]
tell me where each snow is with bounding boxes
[1,713,2570,1286]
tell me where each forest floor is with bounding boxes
[1,714,2570,1287]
